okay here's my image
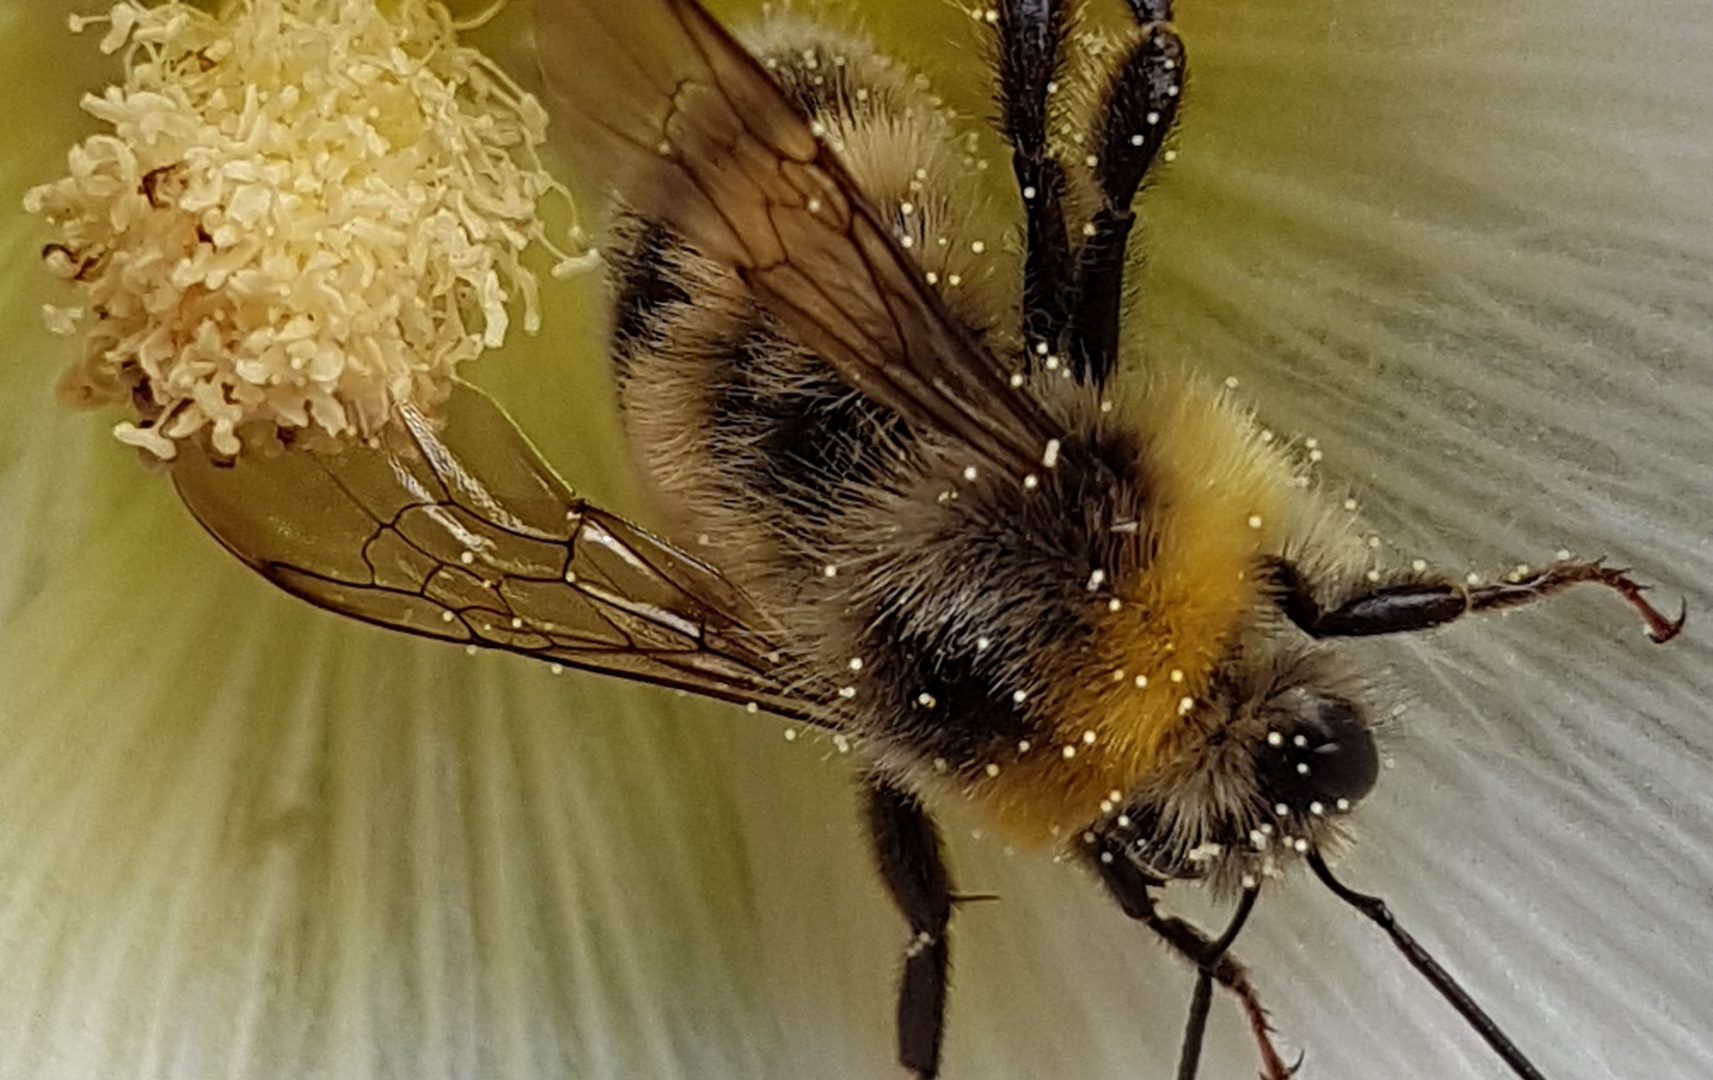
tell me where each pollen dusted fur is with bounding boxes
[606,17,1368,853]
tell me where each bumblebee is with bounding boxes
[171,0,1684,1077]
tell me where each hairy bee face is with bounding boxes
[1099,647,1381,888]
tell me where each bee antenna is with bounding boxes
[1306,851,1550,1080]
[1176,885,1261,1080]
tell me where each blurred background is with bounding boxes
[3,1,1711,1078]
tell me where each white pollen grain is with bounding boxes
[459,551,475,565]
[1041,439,1061,468]
[549,663,564,675]
[848,657,864,671]
[963,465,979,481]
[1018,739,1032,753]
[1467,572,1483,585]
[986,763,1001,777]
[1023,474,1039,490]
[1082,730,1097,745]
[1134,675,1148,688]
[1247,514,1264,529]
[1012,689,1027,704]
[1062,746,1077,759]
[823,564,838,578]
[1178,697,1195,714]
[1086,568,1106,591]
[1108,598,1123,612]
[970,240,986,254]
[1169,669,1184,683]
[977,636,993,651]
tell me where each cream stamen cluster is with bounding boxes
[25,0,590,459]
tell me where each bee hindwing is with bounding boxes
[171,381,822,724]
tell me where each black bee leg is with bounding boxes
[865,777,955,1079]
[995,0,1074,359]
[1272,557,1686,643]
[1069,13,1184,385]
[1091,844,1297,1080]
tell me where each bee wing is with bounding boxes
[170,382,824,726]
[536,0,1060,479]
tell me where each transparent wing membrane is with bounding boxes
[171,382,824,725]
[535,0,1061,478]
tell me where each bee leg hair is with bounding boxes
[1270,558,1685,643]
[1089,841,1297,1080]
[865,778,955,1080]
[1070,10,1184,385]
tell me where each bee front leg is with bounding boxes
[864,778,955,1079]
[1089,842,1297,1080]
[1271,558,1685,643]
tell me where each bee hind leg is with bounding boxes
[864,778,955,1079]
[1070,7,1185,385]
[1090,842,1298,1080]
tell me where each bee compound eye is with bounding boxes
[1257,692,1380,812]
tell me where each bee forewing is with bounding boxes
[170,382,821,723]
[534,0,1061,477]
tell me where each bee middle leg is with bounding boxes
[1271,557,1686,643]
[994,0,1075,356]
[1090,842,1296,1080]
[864,777,955,1079]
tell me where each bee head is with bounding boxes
[1094,649,1379,891]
